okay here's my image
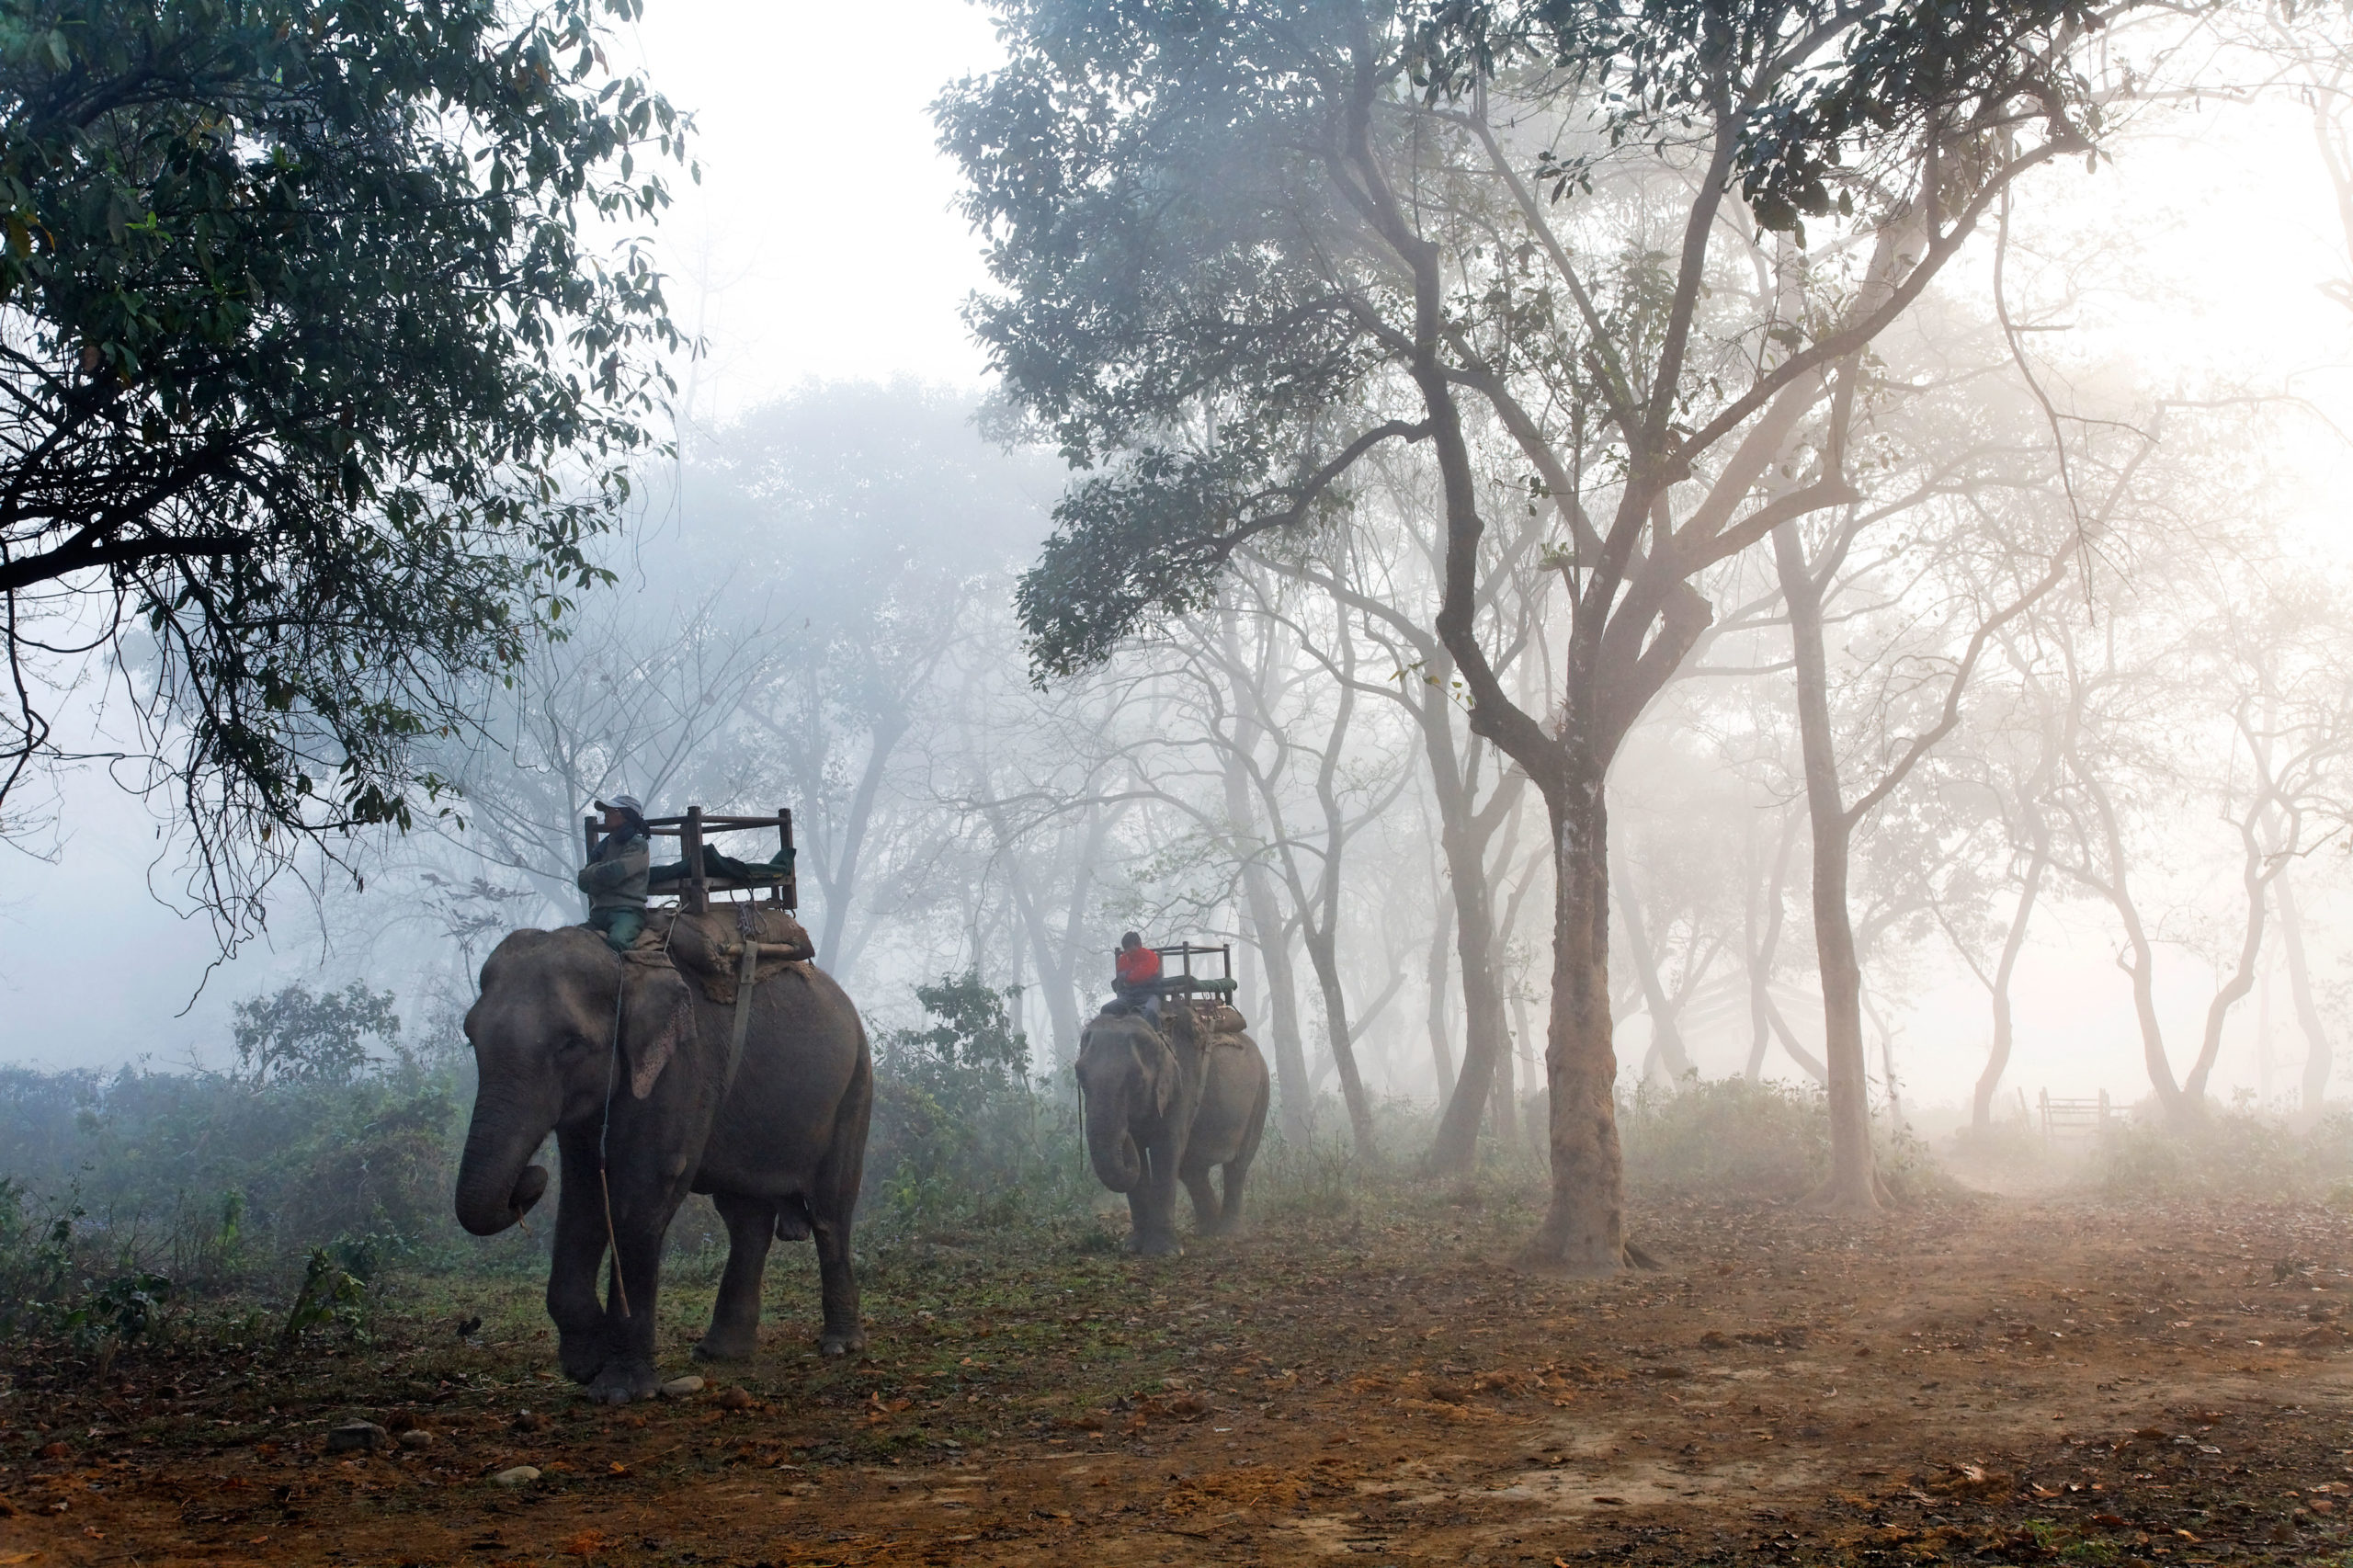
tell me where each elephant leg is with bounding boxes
[1124,1144,1183,1257]
[694,1192,775,1363]
[1215,1155,1255,1236]
[551,1131,612,1383]
[585,1147,694,1405]
[810,1056,871,1356]
[585,1207,674,1404]
[1180,1165,1223,1236]
[1218,1078,1270,1237]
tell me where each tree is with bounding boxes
[943,0,2141,1271]
[233,981,399,1087]
[2038,528,2353,1126]
[0,0,687,940]
[1290,451,1547,1170]
[705,383,1051,982]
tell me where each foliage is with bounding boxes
[0,1175,76,1335]
[0,985,483,1307]
[0,1176,176,1356]
[1618,1075,1836,1199]
[866,971,1092,1235]
[279,1246,369,1348]
[0,0,690,940]
[2088,1110,2353,1202]
[939,0,2130,678]
[233,982,400,1086]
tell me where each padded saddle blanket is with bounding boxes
[1090,999,1252,1047]
[623,905,815,1004]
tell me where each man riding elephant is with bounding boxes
[579,795,651,951]
[1109,930,1164,1020]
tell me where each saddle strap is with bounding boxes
[722,941,793,1097]
[720,932,757,1092]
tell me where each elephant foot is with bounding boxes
[692,1329,757,1363]
[557,1335,607,1385]
[819,1324,867,1357]
[585,1361,662,1405]
[1124,1233,1183,1258]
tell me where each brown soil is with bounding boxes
[6,1190,2353,1566]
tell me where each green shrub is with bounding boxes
[863,971,1093,1237]
[2086,1108,2353,1201]
[1618,1075,1835,1199]
[0,980,493,1361]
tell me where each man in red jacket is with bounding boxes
[1112,931,1163,1019]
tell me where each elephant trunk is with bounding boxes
[454,1092,552,1237]
[1084,1077,1143,1193]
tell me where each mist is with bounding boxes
[12,3,2353,1559]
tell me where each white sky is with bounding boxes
[625,0,1005,419]
[2,5,2349,1122]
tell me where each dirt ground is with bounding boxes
[7,1187,2353,1567]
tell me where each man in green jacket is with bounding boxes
[579,794,651,952]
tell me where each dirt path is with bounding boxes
[7,1190,2353,1565]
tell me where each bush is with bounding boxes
[2086,1108,2353,1202]
[0,982,485,1357]
[863,971,1093,1237]
[1617,1075,1833,1199]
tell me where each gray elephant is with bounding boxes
[453,926,871,1403]
[1075,1000,1270,1255]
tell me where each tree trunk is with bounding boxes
[1295,659,1379,1156]
[1763,992,1830,1084]
[1490,994,1520,1151]
[1614,857,1693,1084]
[1970,845,2046,1131]
[2279,876,2332,1118]
[1302,926,1378,1156]
[2182,812,2275,1107]
[1425,899,1457,1107]
[1745,808,1799,1080]
[1242,878,1312,1142]
[1216,609,1313,1141]
[1864,986,1904,1131]
[1519,775,1627,1275]
[1774,521,1880,1212]
[2077,769,2188,1123]
[1421,676,1518,1173]
[811,708,910,982]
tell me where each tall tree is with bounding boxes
[0,0,688,939]
[944,0,2140,1270]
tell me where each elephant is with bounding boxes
[453,925,871,1403]
[1074,1000,1270,1255]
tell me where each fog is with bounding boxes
[29,10,2353,1558]
[8,0,2353,1151]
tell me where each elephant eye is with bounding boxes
[555,1032,593,1058]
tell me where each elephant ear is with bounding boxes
[1138,1028,1180,1119]
[623,968,698,1100]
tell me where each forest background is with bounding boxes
[10,0,2353,1301]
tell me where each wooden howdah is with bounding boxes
[583,805,797,915]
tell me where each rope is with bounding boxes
[598,969,632,1320]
